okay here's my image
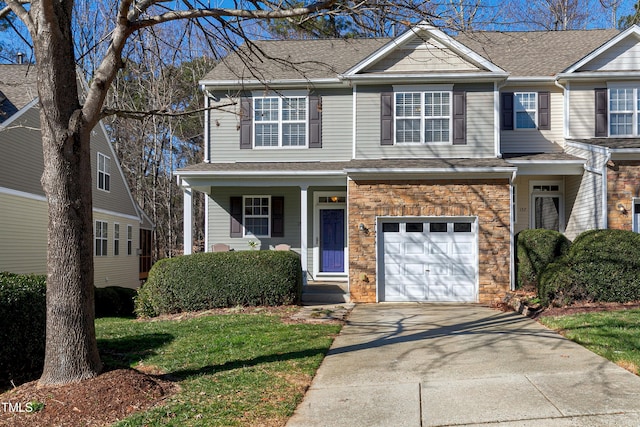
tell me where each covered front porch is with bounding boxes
[175,161,351,285]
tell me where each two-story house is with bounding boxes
[176,23,640,304]
[0,64,153,288]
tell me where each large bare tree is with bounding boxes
[0,0,343,386]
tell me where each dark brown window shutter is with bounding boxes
[381,92,394,145]
[230,196,243,237]
[309,96,322,148]
[452,91,466,145]
[501,92,514,130]
[538,92,550,130]
[271,196,285,238]
[240,97,252,149]
[595,88,608,137]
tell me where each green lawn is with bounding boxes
[538,309,640,375]
[95,310,341,426]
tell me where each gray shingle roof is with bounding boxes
[202,38,390,82]
[455,29,619,76]
[203,29,620,83]
[0,64,37,122]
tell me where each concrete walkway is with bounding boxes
[287,303,640,426]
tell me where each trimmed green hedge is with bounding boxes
[135,250,303,317]
[0,272,46,387]
[515,229,571,292]
[539,229,640,306]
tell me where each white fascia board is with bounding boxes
[198,78,344,89]
[175,169,347,178]
[505,76,557,84]
[563,26,639,74]
[0,98,39,130]
[93,207,141,222]
[340,72,509,83]
[343,23,506,77]
[566,140,610,154]
[557,71,640,81]
[345,167,516,174]
[510,163,584,176]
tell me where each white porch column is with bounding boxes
[183,186,193,255]
[300,185,308,285]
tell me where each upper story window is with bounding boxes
[395,91,451,143]
[514,92,537,129]
[501,91,550,131]
[97,153,110,191]
[609,88,638,136]
[254,96,307,148]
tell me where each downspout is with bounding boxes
[352,84,357,159]
[510,169,517,291]
[554,80,568,139]
[494,81,502,158]
[602,150,611,229]
[203,86,211,163]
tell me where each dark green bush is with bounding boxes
[539,229,640,306]
[135,250,303,317]
[95,286,137,318]
[515,229,571,292]
[0,272,46,388]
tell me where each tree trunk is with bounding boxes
[33,0,102,385]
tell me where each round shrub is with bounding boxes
[95,286,137,318]
[539,229,640,306]
[0,272,46,387]
[515,229,571,292]
[135,250,303,317]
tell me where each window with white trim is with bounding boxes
[514,92,537,129]
[97,153,111,191]
[114,223,120,256]
[243,196,270,237]
[127,225,133,255]
[609,88,637,136]
[95,221,108,256]
[395,91,451,143]
[254,96,307,147]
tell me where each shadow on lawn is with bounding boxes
[98,333,174,369]
[162,347,330,382]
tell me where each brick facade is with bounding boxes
[348,179,511,304]
[607,160,640,231]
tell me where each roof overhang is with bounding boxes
[339,72,509,84]
[566,139,640,160]
[504,159,585,175]
[199,78,346,91]
[345,166,516,180]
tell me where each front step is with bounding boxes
[302,282,350,304]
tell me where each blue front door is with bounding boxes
[320,209,345,272]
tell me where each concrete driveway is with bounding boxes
[286,303,640,426]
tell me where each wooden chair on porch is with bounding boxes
[212,243,232,252]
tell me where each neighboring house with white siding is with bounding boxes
[0,64,152,288]
[177,23,640,304]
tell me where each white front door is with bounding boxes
[380,218,478,302]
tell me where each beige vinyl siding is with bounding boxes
[93,211,140,289]
[567,82,598,139]
[0,107,46,196]
[208,89,353,162]
[0,192,48,275]
[355,84,495,159]
[91,124,139,217]
[579,37,640,72]
[366,37,480,73]
[500,85,564,154]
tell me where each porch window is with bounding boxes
[97,153,111,191]
[395,91,451,143]
[230,196,285,238]
[254,96,307,147]
[244,196,270,237]
[95,220,108,256]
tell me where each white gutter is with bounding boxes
[176,170,347,178]
[344,167,517,174]
[557,72,640,81]
[339,72,509,83]
[198,78,344,88]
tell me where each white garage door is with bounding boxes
[381,219,478,302]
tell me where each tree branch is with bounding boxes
[101,101,237,120]
[2,0,34,33]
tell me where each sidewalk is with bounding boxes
[287,303,640,426]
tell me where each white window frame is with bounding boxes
[514,92,537,130]
[529,180,564,232]
[243,195,271,238]
[608,86,639,137]
[95,220,108,256]
[253,95,308,148]
[97,152,111,192]
[127,225,133,256]
[114,223,120,256]
[394,90,452,144]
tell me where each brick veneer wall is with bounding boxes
[348,179,511,304]
[607,160,640,231]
